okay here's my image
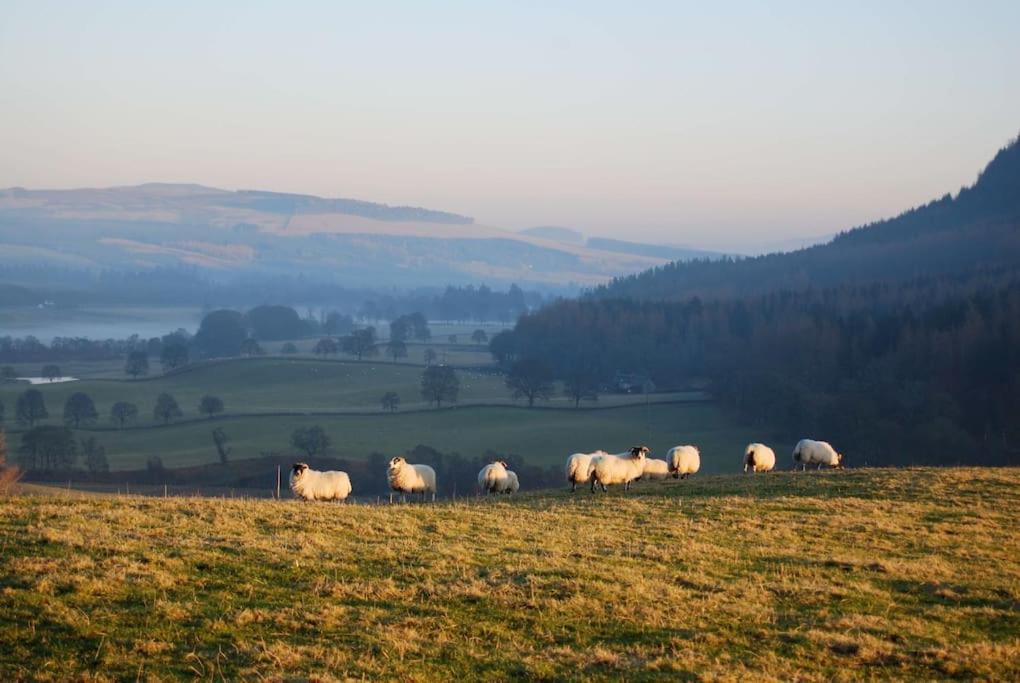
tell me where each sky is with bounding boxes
[1,1,1018,251]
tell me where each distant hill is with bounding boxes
[586,237,725,262]
[594,135,1020,301]
[0,184,678,289]
[519,226,586,245]
[519,227,726,262]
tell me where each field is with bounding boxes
[55,402,755,471]
[1,467,1017,679]
[2,357,723,472]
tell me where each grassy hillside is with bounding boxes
[47,402,747,471]
[1,467,1017,679]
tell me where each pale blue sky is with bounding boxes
[1,1,1017,249]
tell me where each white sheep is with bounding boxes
[505,470,520,494]
[289,462,352,502]
[744,443,776,473]
[667,445,700,479]
[792,439,844,470]
[388,456,437,501]
[641,457,671,481]
[478,460,513,494]
[566,451,605,492]
[588,446,649,492]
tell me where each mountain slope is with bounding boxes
[595,135,1020,301]
[0,184,673,288]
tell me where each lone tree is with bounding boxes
[63,392,98,428]
[41,364,61,382]
[160,339,190,371]
[506,357,555,407]
[153,393,182,424]
[281,342,299,355]
[124,351,149,378]
[563,362,601,408]
[424,348,437,366]
[81,436,109,473]
[386,339,408,362]
[1,366,16,382]
[16,389,48,427]
[421,365,460,408]
[471,329,488,344]
[291,425,331,458]
[211,427,231,464]
[381,391,400,412]
[342,328,378,360]
[239,338,264,357]
[110,401,139,428]
[314,337,339,356]
[199,395,225,419]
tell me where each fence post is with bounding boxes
[275,465,281,500]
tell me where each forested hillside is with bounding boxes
[595,136,1020,301]
[495,137,1020,466]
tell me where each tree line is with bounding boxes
[492,269,1020,466]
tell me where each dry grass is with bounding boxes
[1,467,1018,680]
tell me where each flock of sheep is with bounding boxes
[288,438,845,502]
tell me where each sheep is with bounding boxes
[641,457,671,481]
[667,445,700,479]
[792,439,844,470]
[289,462,352,502]
[388,456,437,502]
[744,443,776,473]
[566,451,605,492]
[478,460,513,494]
[588,446,649,492]
[505,470,520,494]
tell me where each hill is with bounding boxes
[1,467,1017,679]
[595,135,1020,301]
[498,136,1020,468]
[0,184,674,289]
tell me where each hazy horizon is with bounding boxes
[2,1,1018,251]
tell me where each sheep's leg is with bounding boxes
[571,482,576,492]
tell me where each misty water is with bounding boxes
[0,306,203,342]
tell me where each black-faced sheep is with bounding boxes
[588,446,649,492]
[289,462,353,502]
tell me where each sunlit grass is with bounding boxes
[1,467,1017,679]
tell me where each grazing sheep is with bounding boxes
[505,470,520,494]
[667,445,700,479]
[792,439,844,470]
[566,451,605,492]
[744,443,776,473]
[478,460,513,494]
[388,456,437,501]
[641,457,671,481]
[588,446,649,492]
[289,462,352,502]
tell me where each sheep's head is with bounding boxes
[291,462,309,478]
[629,445,649,461]
[835,452,845,469]
[388,456,406,472]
